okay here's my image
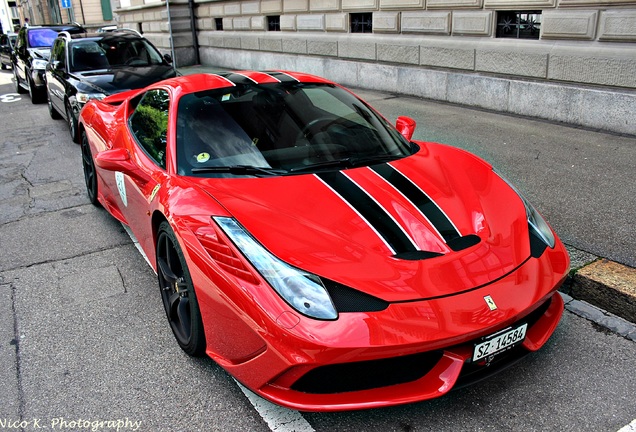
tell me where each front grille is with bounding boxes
[291,350,443,394]
[291,295,554,395]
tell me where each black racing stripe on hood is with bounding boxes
[317,171,417,255]
[370,163,461,243]
[221,73,258,85]
[265,71,299,83]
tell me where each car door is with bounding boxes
[46,38,66,114]
[117,88,170,254]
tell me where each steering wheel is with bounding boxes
[124,57,145,66]
[297,117,341,143]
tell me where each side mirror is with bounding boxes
[163,54,172,64]
[95,148,151,183]
[396,116,416,141]
[95,148,135,171]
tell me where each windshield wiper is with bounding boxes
[191,165,287,177]
[289,154,403,173]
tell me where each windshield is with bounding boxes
[27,29,59,48]
[176,82,413,177]
[71,38,164,72]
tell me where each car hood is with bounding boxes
[30,48,51,60]
[191,143,534,302]
[75,65,176,95]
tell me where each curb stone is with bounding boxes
[562,245,636,336]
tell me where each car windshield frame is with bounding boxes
[176,82,413,178]
[27,28,61,48]
[69,36,165,72]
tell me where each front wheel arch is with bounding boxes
[156,220,207,357]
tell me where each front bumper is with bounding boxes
[211,242,569,412]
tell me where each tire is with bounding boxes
[80,130,100,207]
[47,90,62,120]
[66,102,79,143]
[28,75,44,104]
[156,221,206,357]
[14,69,26,94]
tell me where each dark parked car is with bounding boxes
[0,33,17,69]
[12,24,85,103]
[46,29,177,142]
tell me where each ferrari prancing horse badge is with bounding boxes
[484,295,498,311]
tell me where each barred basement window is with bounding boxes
[350,13,372,33]
[215,18,223,31]
[267,16,281,31]
[496,11,541,39]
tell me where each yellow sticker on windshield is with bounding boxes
[196,152,210,163]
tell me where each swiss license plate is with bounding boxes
[472,323,528,362]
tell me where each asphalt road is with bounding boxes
[0,69,635,432]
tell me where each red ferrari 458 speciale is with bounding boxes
[78,71,569,411]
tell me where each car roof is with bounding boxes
[61,29,145,43]
[26,24,85,32]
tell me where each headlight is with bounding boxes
[32,59,48,70]
[76,92,106,104]
[497,172,555,248]
[214,217,338,320]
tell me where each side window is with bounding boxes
[16,29,25,51]
[129,89,169,169]
[50,39,66,68]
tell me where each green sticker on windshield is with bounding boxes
[196,152,210,163]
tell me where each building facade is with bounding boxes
[0,0,21,33]
[72,0,636,134]
[11,0,116,30]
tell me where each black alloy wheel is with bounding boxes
[66,102,79,143]
[156,221,206,357]
[80,130,99,206]
[27,74,44,104]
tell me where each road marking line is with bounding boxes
[618,419,636,432]
[235,381,315,432]
[123,224,313,432]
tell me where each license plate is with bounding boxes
[472,323,528,362]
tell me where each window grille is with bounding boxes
[350,13,372,33]
[267,16,281,31]
[496,11,541,39]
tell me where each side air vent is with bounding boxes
[196,227,259,284]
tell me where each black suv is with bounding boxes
[12,24,85,103]
[46,29,178,142]
[0,33,17,69]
